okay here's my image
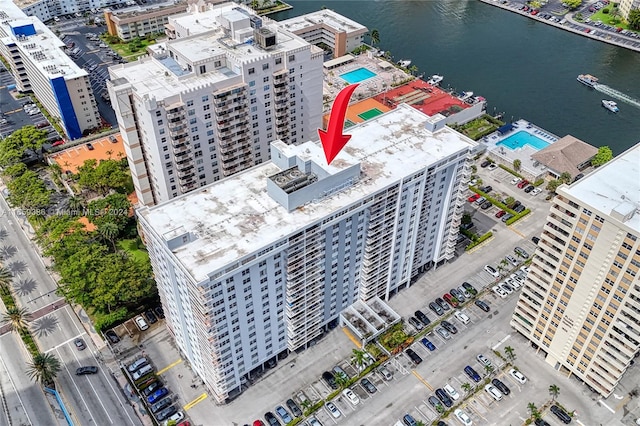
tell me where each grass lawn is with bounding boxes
[590,6,629,29]
[100,35,157,61]
[118,239,149,263]
[454,115,504,141]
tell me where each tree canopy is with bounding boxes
[76,158,132,195]
[591,146,613,167]
[629,9,640,31]
[0,126,48,167]
[564,0,582,9]
[6,169,51,210]
[86,193,132,232]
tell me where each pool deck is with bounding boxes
[483,119,560,179]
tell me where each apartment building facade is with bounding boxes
[619,0,640,21]
[511,144,640,397]
[16,0,129,22]
[137,105,475,402]
[278,9,368,58]
[0,0,100,139]
[107,2,323,206]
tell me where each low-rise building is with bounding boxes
[16,0,129,22]
[530,135,598,180]
[278,9,368,58]
[619,0,640,21]
[0,0,100,139]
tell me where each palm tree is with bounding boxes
[27,352,61,388]
[351,349,367,371]
[300,399,312,415]
[334,372,349,389]
[504,346,516,362]
[0,266,13,293]
[462,382,472,394]
[369,29,380,47]
[513,159,521,172]
[484,364,494,375]
[2,306,31,332]
[549,384,560,401]
[416,421,426,426]
[98,222,120,251]
[527,402,538,417]
[409,65,419,76]
[68,197,85,215]
[500,258,510,270]
[496,263,505,275]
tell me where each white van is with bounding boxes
[484,384,503,401]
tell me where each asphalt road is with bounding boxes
[0,190,141,426]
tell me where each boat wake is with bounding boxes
[593,84,640,109]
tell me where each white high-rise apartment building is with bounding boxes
[511,144,640,397]
[0,0,100,139]
[107,2,323,206]
[137,105,476,402]
[16,0,130,23]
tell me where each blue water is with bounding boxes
[340,68,376,84]
[497,131,550,150]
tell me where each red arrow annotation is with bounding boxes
[318,83,359,165]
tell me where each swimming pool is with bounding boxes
[340,67,377,84]
[497,131,549,150]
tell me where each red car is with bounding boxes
[495,210,506,218]
[517,180,529,189]
[52,140,65,147]
[531,9,539,15]
[253,421,265,426]
[443,293,459,308]
[467,193,481,203]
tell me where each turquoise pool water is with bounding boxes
[340,67,377,84]
[497,131,550,150]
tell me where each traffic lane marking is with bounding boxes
[156,358,183,375]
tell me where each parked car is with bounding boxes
[474,299,490,312]
[509,368,527,384]
[467,193,481,203]
[495,209,506,218]
[142,380,162,396]
[450,288,465,302]
[378,365,393,380]
[492,378,511,395]
[74,338,86,351]
[333,366,349,380]
[435,297,450,311]
[514,247,529,258]
[524,185,535,193]
[501,213,514,222]
[156,406,177,421]
[128,358,149,373]
[264,412,281,426]
[403,414,418,426]
[76,366,98,375]
[435,388,453,407]
[144,310,158,324]
[454,408,473,425]
[454,311,470,325]
[487,163,498,171]
[415,310,431,326]
[275,405,292,424]
[457,285,472,299]
[428,395,443,409]
[474,196,486,205]
[462,282,477,296]
[534,419,551,426]
[479,185,492,193]
[444,383,460,400]
[154,306,165,319]
[492,285,508,298]
[342,388,360,405]
[321,371,337,390]
[135,315,149,331]
[441,320,458,334]
[443,293,459,308]
[484,265,499,278]
[164,411,184,424]
[464,366,481,382]
[133,364,154,380]
[505,254,519,266]
[406,348,423,365]
[517,179,529,189]
[480,200,492,210]
[151,398,172,414]
[531,187,542,196]
[325,402,341,418]
[286,398,302,417]
[476,354,491,367]
[307,418,322,426]
[105,329,120,343]
[500,282,514,294]
[514,204,526,213]
[429,302,444,316]
[360,377,377,394]
[147,388,168,404]
[484,384,503,401]
[408,316,424,330]
[510,177,521,185]
[531,236,540,244]
[480,160,491,168]
[86,142,95,150]
[550,405,572,424]
[435,327,450,340]
[421,338,436,351]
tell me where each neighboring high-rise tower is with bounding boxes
[511,144,640,397]
[137,105,476,402]
[107,2,323,206]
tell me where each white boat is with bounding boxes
[601,100,619,112]
[427,74,443,86]
[459,91,474,101]
[397,59,411,67]
[577,74,598,87]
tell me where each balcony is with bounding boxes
[172,144,190,156]
[177,169,195,179]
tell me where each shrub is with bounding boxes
[505,209,531,225]
[93,307,129,333]
[498,164,523,179]
[465,231,493,251]
[533,178,544,187]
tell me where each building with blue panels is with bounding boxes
[137,104,476,403]
[0,0,100,139]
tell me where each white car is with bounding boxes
[519,266,530,275]
[484,384,503,401]
[499,283,514,294]
[342,388,360,405]
[505,277,520,290]
[454,311,470,325]
[510,177,521,185]
[505,254,519,266]
[444,383,460,400]
[134,315,149,331]
[326,402,341,418]
[510,273,525,286]
[531,187,542,196]
[492,285,507,298]
[487,163,498,171]
[509,368,527,384]
[484,265,500,278]
[163,411,184,425]
[454,408,473,425]
[476,354,492,367]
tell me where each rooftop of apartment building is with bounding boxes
[560,143,640,232]
[109,2,319,99]
[278,8,368,35]
[139,104,476,281]
[0,0,87,80]
[105,2,188,22]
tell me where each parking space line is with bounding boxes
[411,370,433,391]
[156,358,182,375]
[183,392,207,411]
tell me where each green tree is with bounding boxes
[462,382,472,393]
[369,29,380,47]
[546,179,562,193]
[416,421,426,426]
[591,146,613,167]
[76,158,131,195]
[527,402,539,418]
[300,399,312,415]
[559,172,572,184]
[505,196,515,208]
[484,364,495,375]
[67,197,85,215]
[98,222,120,252]
[504,346,516,362]
[3,162,28,179]
[513,159,521,172]
[334,372,349,389]
[629,9,640,30]
[2,306,31,332]
[461,212,473,225]
[352,349,367,371]
[0,126,48,167]
[86,193,132,232]
[6,170,51,210]
[549,384,560,401]
[27,352,61,387]
[563,0,582,9]
[0,266,13,293]
[409,65,419,76]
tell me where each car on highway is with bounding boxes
[550,405,572,424]
[444,383,460,400]
[325,402,341,419]
[406,348,423,365]
[415,310,431,326]
[492,378,511,395]
[462,282,477,296]
[275,405,292,423]
[509,369,527,384]
[135,315,149,331]
[454,408,473,425]
[464,366,481,382]
[484,265,499,278]
[360,377,377,394]
[76,366,98,375]
[421,337,436,351]
[342,388,360,405]
[74,338,86,350]
[474,299,490,312]
[147,387,168,404]
[492,285,508,298]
